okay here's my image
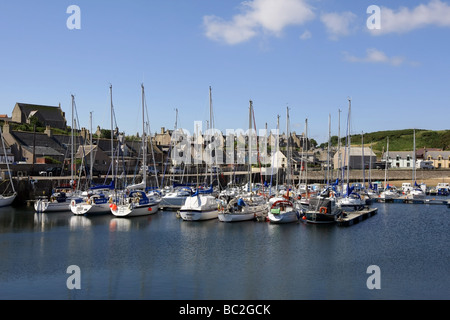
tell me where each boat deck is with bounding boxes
[337,207,378,227]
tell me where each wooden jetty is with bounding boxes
[375,198,449,205]
[337,207,378,227]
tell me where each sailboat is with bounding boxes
[35,95,81,213]
[268,107,300,224]
[304,113,342,224]
[379,137,399,200]
[338,99,365,210]
[179,87,221,221]
[111,84,160,218]
[0,124,17,207]
[160,109,193,210]
[71,110,116,216]
[218,101,267,222]
[406,129,426,201]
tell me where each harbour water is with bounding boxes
[0,200,448,301]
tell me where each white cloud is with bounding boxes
[203,0,315,45]
[371,0,450,35]
[321,11,357,40]
[300,30,312,40]
[343,48,408,66]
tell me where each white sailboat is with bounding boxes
[268,107,300,224]
[406,129,426,200]
[379,137,399,200]
[71,110,116,216]
[338,99,365,210]
[0,124,17,207]
[179,186,221,221]
[218,193,267,222]
[35,95,81,213]
[160,185,193,210]
[111,84,160,218]
[268,198,300,224]
[179,87,221,222]
[219,101,268,222]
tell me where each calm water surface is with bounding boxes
[0,200,449,300]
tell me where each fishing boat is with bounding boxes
[218,193,267,222]
[304,189,342,224]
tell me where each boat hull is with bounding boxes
[0,194,16,208]
[304,211,340,224]
[268,210,299,224]
[71,202,112,216]
[180,209,218,221]
[160,196,187,210]
[218,212,255,222]
[35,199,78,213]
[111,202,159,217]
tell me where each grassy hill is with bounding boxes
[329,129,450,154]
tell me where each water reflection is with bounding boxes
[0,203,449,300]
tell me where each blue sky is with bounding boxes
[1,0,449,144]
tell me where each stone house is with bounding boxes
[11,103,67,130]
[424,151,450,169]
[383,151,415,169]
[333,147,377,170]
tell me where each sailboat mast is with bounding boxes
[248,100,253,192]
[362,131,365,189]
[110,85,114,183]
[286,106,291,188]
[327,113,331,186]
[346,98,351,193]
[0,125,15,193]
[276,115,280,194]
[71,95,75,182]
[142,83,147,189]
[305,118,308,198]
[384,137,389,189]
[413,128,416,184]
[90,111,93,181]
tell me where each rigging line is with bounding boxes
[143,90,159,189]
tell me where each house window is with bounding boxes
[396,156,400,161]
[407,156,410,161]
[407,163,410,167]
[428,156,432,160]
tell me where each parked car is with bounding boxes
[419,161,435,170]
[43,167,62,176]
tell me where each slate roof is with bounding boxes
[14,103,67,129]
